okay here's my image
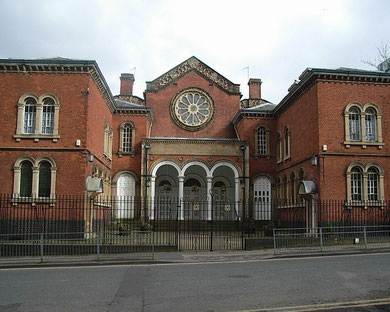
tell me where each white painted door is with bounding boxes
[253,177,271,220]
[117,174,135,219]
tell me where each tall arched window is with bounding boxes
[38,161,51,197]
[349,107,361,141]
[365,108,377,142]
[284,126,290,159]
[256,126,268,156]
[276,132,282,162]
[350,166,363,201]
[20,161,33,197]
[119,122,135,154]
[367,167,379,201]
[24,97,37,134]
[42,98,55,134]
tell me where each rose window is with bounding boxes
[171,88,214,131]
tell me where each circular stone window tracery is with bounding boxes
[170,88,214,131]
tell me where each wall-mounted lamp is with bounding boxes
[88,152,94,162]
[311,155,318,166]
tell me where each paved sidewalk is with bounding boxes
[0,249,276,269]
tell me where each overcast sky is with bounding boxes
[0,0,389,103]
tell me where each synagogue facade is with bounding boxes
[0,56,389,222]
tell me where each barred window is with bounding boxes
[367,167,379,201]
[349,107,361,141]
[365,108,377,142]
[42,98,55,134]
[350,166,363,201]
[257,126,267,155]
[16,94,60,140]
[122,123,133,152]
[24,97,37,134]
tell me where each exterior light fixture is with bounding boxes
[88,152,94,162]
[311,155,318,166]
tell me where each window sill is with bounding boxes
[254,154,270,159]
[345,200,386,209]
[277,203,305,209]
[118,151,135,157]
[344,141,384,149]
[14,134,60,142]
[12,197,56,206]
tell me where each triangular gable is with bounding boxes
[146,56,240,94]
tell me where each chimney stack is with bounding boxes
[120,73,135,95]
[248,78,262,99]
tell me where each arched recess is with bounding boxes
[115,172,136,219]
[253,176,272,220]
[150,160,181,220]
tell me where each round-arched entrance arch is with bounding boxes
[116,173,136,219]
[253,176,271,220]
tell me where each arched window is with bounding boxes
[365,108,377,142]
[284,126,290,159]
[119,122,135,154]
[290,171,297,202]
[367,167,379,201]
[38,161,51,197]
[276,132,282,163]
[16,94,60,140]
[349,107,361,141]
[20,161,33,197]
[256,126,268,156]
[103,122,113,159]
[344,103,383,147]
[42,98,55,134]
[347,163,384,202]
[350,166,363,201]
[24,97,37,134]
[13,157,56,199]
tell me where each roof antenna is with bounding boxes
[130,67,136,76]
[243,66,249,80]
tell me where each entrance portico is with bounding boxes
[143,138,246,220]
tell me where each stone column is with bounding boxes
[178,176,184,220]
[207,176,213,220]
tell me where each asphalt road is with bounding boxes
[1,253,390,312]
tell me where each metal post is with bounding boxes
[97,231,100,261]
[320,227,323,253]
[273,228,277,255]
[363,226,368,249]
[40,233,44,263]
[240,145,246,250]
[144,143,151,225]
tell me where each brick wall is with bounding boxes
[146,71,240,139]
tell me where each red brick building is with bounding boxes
[1,57,389,224]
